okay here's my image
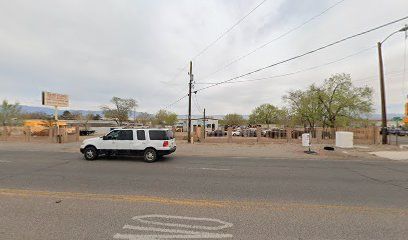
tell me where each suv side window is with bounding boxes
[137,130,146,140]
[117,130,133,140]
[106,130,119,140]
[149,130,170,140]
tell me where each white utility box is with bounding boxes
[335,131,353,148]
[302,133,311,147]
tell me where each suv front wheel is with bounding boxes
[144,148,157,163]
[84,146,98,161]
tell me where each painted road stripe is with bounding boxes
[132,215,233,230]
[114,233,232,239]
[121,225,232,237]
[0,188,407,214]
[175,167,231,171]
[114,215,233,239]
[0,160,11,163]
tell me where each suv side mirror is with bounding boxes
[102,136,108,140]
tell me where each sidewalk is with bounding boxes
[369,151,408,161]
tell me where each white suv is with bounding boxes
[80,128,176,162]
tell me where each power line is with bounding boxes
[194,15,408,93]
[352,70,404,84]
[195,46,374,85]
[193,93,203,113]
[198,0,347,81]
[164,94,188,109]
[164,0,268,84]
[192,0,268,61]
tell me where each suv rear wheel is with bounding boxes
[144,148,157,163]
[84,146,98,161]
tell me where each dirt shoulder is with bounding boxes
[1,139,403,161]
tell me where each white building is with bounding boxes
[176,117,219,132]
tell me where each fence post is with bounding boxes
[316,127,322,144]
[375,126,380,144]
[49,126,53,143]
[286,128,292,143]
[75,125,80,142]
[25,126,31,142]
[256,127,261,143]
[60,127,65,143]
[227,127,232,143]
[3,126,7,141]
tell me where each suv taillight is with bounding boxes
[163,141,169,147]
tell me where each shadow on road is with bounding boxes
[88,155,175,163]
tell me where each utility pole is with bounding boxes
[376,25,408,144]
[188,61,193,143]
[377,42,388,144]
[203,108,206,139]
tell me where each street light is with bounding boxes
[377,25,408,144]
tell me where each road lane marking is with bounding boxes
[114,215,233,239]
[175,167,231,171]
[131,215,233,230]
[114,233,232,239]
[0,188,407,214]
[0,160,11,163]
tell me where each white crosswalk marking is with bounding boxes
[114,214,233,239]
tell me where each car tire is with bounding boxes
[84,146,98,161]
[144,148,157,163]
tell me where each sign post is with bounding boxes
[42,91,69,143]
[302,132,316,154]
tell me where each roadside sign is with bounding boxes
[42,91,69,107]
[302,133,310,147]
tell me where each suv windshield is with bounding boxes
[149,130,174,140]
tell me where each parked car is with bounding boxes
[208,130,226,137]
[80,128,176,162]
[395,129,408,136]
[380,128,408,136]
[79,130,96,136]
[232,130,241,136]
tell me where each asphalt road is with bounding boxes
[1,150,408,239]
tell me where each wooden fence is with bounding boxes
[178,126,382,145]
[0,125,80,143]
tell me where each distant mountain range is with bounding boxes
[20,105,103,116]
[19,105,403,120]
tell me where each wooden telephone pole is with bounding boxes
[377,42,388,145]
[188,61,193,143]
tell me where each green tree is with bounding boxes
[101,97,138,125]
[222,113,245,126]
[283,73,374,129]
[0,100,21,126]
[316,73,373,128]
[248,104,285,127]
[392,116,403,127]
[283,86,323,129]
[154,110,178,126]
[60,110,73,120]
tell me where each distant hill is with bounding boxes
[369,113,404,120]
[20,105,103,116]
